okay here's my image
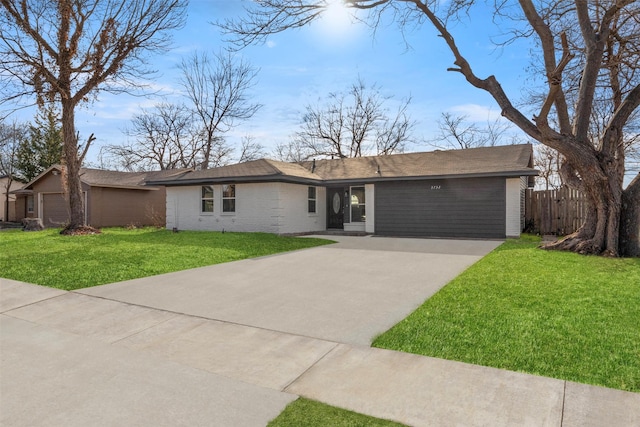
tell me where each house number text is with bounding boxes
[431,185,441,190]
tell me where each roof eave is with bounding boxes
[146,174,324,187]
[322,169,539,185]
[89,183,160,190]
[9,188,33,195]
[148,169,537,187]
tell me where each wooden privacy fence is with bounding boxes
[525,188,587,235]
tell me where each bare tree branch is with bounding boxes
[237,135,267,163]
[179,50,261,169]
[295,78,414,158]
[0,0,187,231]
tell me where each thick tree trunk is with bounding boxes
[542,171,639,257]
[542,147,626,256]
[60,100,85,230]
[620,174,640,257]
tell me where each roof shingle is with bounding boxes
[302,144,535,181]
[145,144,537,186]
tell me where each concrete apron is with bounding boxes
[2,238,639,427]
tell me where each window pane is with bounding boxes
[201,186,213,213]
[350,187,365,222]
[201,199,213,212]
[223,184,235,198]
[202,186,213,198]
[223,199,235,212]
[308,187,316,213]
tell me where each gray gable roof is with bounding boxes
[147,144,536,186]
[147,158,324,186]
[303,144,536,183]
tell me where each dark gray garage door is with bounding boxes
[375,177,506,238]
[42,193,69,227]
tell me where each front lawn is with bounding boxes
[0,228,331,290]
[268,398,406,427]
[373,236,640,392]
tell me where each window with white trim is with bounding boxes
[201,186,213,213]
[308,187,316,213]
[27,195,34,213]
[222,184,235,212]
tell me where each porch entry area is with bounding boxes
[326,186,366,230]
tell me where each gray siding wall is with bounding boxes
[375,177,506,238]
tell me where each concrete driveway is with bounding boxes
[78,236,502,345]
[5,236,637,426]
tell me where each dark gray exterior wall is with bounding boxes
[375,177,506,238]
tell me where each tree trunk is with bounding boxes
[620,174,640,257]
[542,147,626,256]
[61,100,85,230]
[3,179,10,221]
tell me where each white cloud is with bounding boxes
[448,104,504,122]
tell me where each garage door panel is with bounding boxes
[42,193,69,227]
[375,178,506,238]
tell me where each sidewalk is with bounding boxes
[2,279,638,426]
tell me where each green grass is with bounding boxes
[268,398,406,427]
[0,227,331,290]
[373,236,640,392]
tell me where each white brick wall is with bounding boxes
[166,182,326,234]
[276,183,326,233]
[505,178,523,238]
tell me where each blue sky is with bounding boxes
[16,0,536,165]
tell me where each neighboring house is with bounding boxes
[148,144,537,239]
[12,166,188,228]
[1,175,24,222]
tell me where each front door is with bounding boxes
[327,187,344,229]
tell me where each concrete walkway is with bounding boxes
[1,237,639,426]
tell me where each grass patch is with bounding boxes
[373,236,640,392]
[0,228,331,291]
[268,398,406,427]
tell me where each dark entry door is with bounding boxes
[327,187,344,229]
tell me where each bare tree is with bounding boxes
[0,0,187,232]
[179,50,262,169]
[103,103,203,171]
[237,135,266,163]
[293,78,415,159]
[272,138,312,162]
[534,144,563,191]
[0,120,27,221]
[220,0,640,257]
[431,111,526,149]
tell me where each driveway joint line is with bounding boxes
[281,342,341,393]
[70,290,342,346]
[1,292,68,315]
[108,313,182,345]
[560,380,567,427]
